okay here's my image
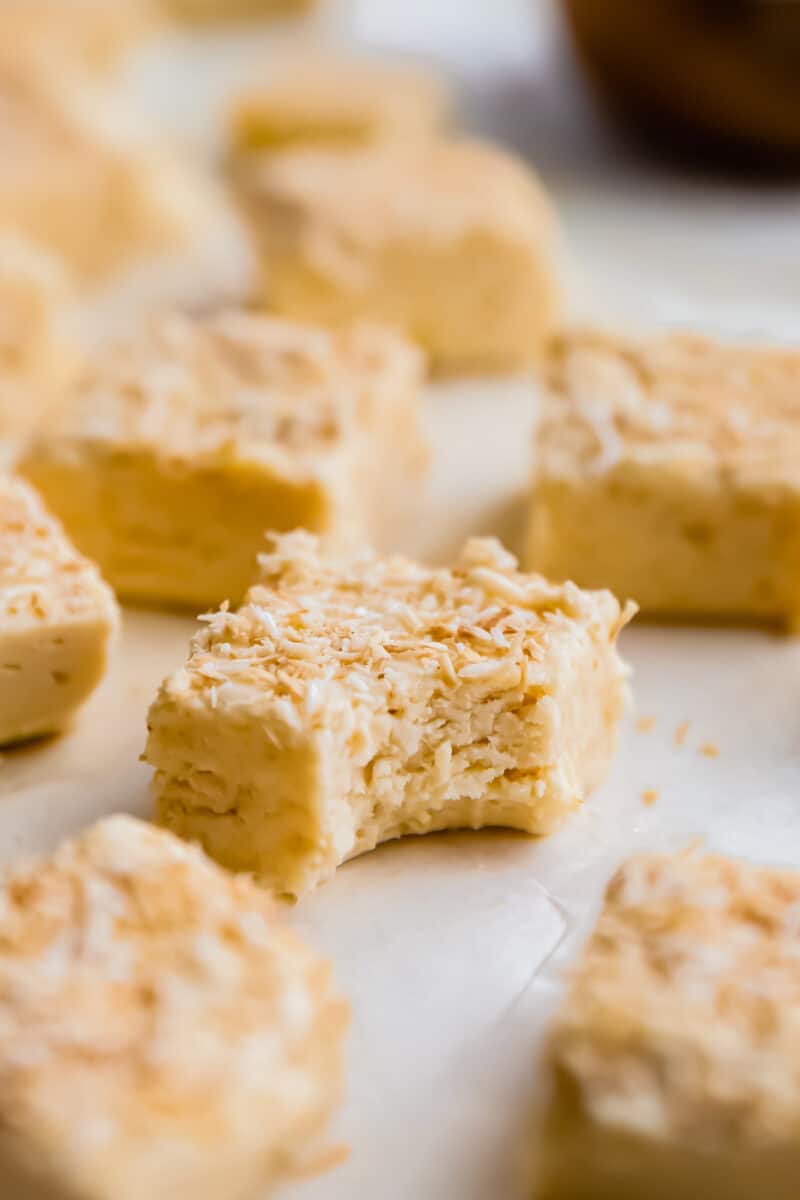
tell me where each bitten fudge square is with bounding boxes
[240,138,563,374]
[536,849,800,1200]
[0,474,118,746]
[21,311,426,609]
[527,329,800,625]
[146,533,633,897]
[0,816,348,1200]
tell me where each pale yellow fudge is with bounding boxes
[537,849,800,1200]
[146,533,633,897]
[2,0,160,75]
[240,138,563,374]
[0,231,77,448]
[0,475,118,746]
[230,53,451,158]
[0,56,225,284]
[20,311,427,609]
[165,0,318,21]
[0,815,348,1200]
[528,329,800,625]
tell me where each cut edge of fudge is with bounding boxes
[146,531,634,896]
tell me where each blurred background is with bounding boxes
[129,0,800,339]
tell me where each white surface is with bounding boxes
[3,3,800,1198]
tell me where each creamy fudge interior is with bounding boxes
[21,311,426,608]
[147,533,632,896]
[0,476,118,746]
[537,850,800,1200]
[529,330,800,624]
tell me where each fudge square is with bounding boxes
[528,329,800,625]
[21,310,426,609]
[0,475,118,747]
[230,53,451,159]
[240,138,563,374]
[536,850,800,1200]
[146,533,633,897]
[0,816,348,1200]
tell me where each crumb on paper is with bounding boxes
[635,715,656,733]
[674,719,690,747]
[641,789,659,806]
[700,742,720,758]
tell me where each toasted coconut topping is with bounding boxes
[0,816,347,1183]
[244,138,559,250]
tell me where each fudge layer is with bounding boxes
[230,53,450,158]
[20,311,427,609]
[146,532,633,896]
[537,849,800,1200]
[0,475,118,746]
[0,232,77,449]
[528,329,800,625]
[0,54,227,283]
[0,815,348,1200]
[240,138,563,374]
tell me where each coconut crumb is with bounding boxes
[674,719,691,747]
[635,716,656,733]
[700,742,720,758]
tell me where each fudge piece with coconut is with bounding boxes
[0,54,233,285]
[146,533,633,897]
[0,475,118,746]
[20,311,426,609]
[0,815,348,1200]
[240,138,563,373]
[528,329,800,625]
[0,232,77,451]
[230,53,451,158]
[537,849,800,1200]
